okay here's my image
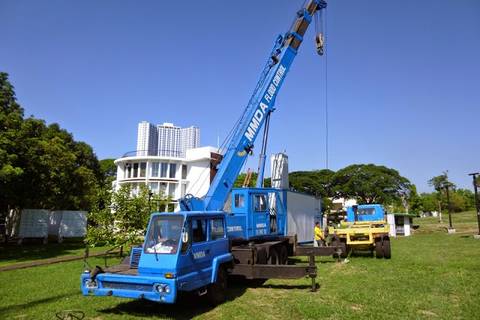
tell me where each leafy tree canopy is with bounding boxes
[428,173,456,191]
[86,184,170,247]
[332,164,412,204]
[99,158,117,185]
[0,72,101,215]
[289,169,335,198]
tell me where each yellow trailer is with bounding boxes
[329,205,391,259]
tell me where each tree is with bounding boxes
[428,173,456,191]
[289,169,335,212]
[0,72,101,220]
[289,169,335,197]
[86,184,170,247]
[419,192,438,212]
[234,172,271,188]
[0,72,25,216]
[99,158,117,185]
[332,164,412,204]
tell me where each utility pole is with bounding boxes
[443,182,455,233]
[468,172,480,239]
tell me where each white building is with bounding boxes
[136,121,158,156]
[114,146,220,211]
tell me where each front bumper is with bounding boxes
[80,272,177,304]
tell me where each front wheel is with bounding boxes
[207,266,227,305]
[383,237,391,259]
[375,238,384,259]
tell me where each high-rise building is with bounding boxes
[136,121,158,156]
[157,123,182,157]
[180,126,200,157]
[136,121,200,158]
[157,123,200,158]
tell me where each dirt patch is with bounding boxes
[350,304,363,311]
[418,310,438,317]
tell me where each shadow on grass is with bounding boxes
[0,242,87,265]
[98,282,248,319]
[0,292,78,317]
[98,277,320,318]
[261,283,320,290]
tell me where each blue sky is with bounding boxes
[1,0,479,192]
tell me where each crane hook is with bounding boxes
[315,33,324,55]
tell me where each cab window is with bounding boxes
[358,208,376,215]
[235,194,245,208]
[210,218,225,240]
[192,219,207,243]
[254,194,267,212]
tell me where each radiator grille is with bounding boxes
[101,281,152,292]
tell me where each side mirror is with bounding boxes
[181,227,190,254]
[182,229,189,244]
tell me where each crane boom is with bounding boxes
[180,0,327,212]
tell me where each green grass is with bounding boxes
[0,211,479,319]
[0,242,108,267]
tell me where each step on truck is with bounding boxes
[81,0,339,305]
[329,204,391,259]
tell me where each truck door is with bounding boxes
[190,218,212,287]
[252,193,269,236]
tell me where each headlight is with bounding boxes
[85,279,98,289]
[153,283,170,294]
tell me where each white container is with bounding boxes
[18,209,49,243]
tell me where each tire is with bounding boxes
[256,248,268,264]
[333,240,348,259]
[207,266,227,306]
[269,247,279,265]
[375,239,384,259]
[340,241,348,258]
[279,245,288,265]
[383,237,391,259]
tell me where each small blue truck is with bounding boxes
[81,0,337,305]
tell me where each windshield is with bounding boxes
[145,215,183,254]
[358,208,376,215]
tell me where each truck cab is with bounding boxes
[81,212,232,304]
[345,204,386,224]
[226,188,287,241]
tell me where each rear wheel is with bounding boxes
[207,266,227,305]
[383,237,391,259]
[375,238,384,259]
[279,245,288,265]
[339,241,348,258]
[256,248,268,264]
[269,247,279,265]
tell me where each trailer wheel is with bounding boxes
[207,266,227,305]
[335,241,348,259]
[269,247,279,265]
[279,245,288,265]
[256,248,268,264]
[375,239,384,259]
[382,237,391,259]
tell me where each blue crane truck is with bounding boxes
[81,0,340,305]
